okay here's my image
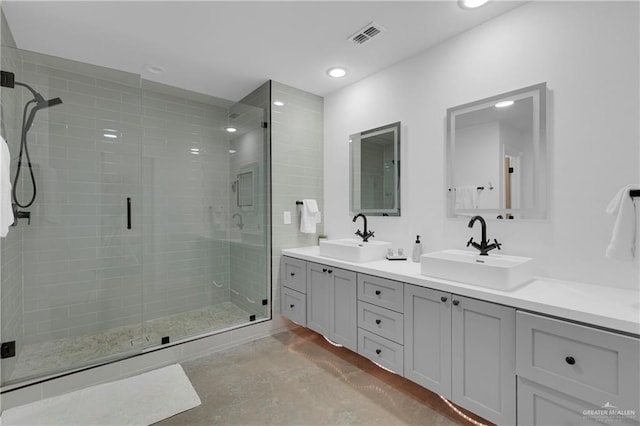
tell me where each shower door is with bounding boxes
[1,46,271,387]
[0,47,145,385]
[139,81,269,344]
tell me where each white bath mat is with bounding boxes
[1,364,201,425]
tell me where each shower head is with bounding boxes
[14,81,63,109]
[35,96,63,109]
[24,96,63,132]
[45,97,63,108]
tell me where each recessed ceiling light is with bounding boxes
[225,126,238,133]
[273,101,284,107]
[495,100,515,108]
[327,67,347,78]
[190,148,201,155]
[459,0,490,9]
[144,64,165,74]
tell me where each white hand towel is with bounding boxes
[605,184,640,261]
[300,199,321,234]
[454,186,477,209]
[1,136,14,237]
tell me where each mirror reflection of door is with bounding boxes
[504,154,521,219]
[505,157,511,209]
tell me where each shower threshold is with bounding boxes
[9,301,251,383]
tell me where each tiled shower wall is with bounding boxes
[4,49,243,346]
[0,17,24,381]
[270,81,324,316]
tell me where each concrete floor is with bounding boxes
[156,326,492,425]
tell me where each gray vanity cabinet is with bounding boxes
[356,274,405,374]
[280,257,307,326]
[306,262,357,352]
[404,285,452,396]
[451,295,516,426]
[404,286,516,426]
[517,377,611,426]
[516,311,639,426]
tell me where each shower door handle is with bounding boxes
[127,197,132,229]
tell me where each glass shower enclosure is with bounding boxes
[0,46,270,385]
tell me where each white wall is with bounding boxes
[455,122,500,209]
[325,1,639,289]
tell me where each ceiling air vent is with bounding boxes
[348,22,386,45]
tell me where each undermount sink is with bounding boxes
[420,249,533,290]
[319,238,392,263]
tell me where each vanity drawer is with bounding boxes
[281,287,306,326]
[358,328,404,375]
[358,301,404,344]
[281,257,307,293]
[517,377,616,426]
[357,274,404,313]
[516,311,639,410]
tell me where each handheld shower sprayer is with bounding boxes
[1,70,63,212]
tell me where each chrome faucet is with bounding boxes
[352,213,375,242]
[467,215,501,256]
[232,213,244,230]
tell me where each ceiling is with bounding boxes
[2,1,525,101]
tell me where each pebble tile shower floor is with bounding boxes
[10,302,250,381]
[156,327,492,426]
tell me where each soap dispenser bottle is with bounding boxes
[412,235,423,262]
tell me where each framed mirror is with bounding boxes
[447,83,547,220]
[350,122,401,216]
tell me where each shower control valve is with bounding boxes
[11,204,31,226]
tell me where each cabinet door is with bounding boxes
[306,262,330,336]
[329,267,357,352]
[451,295,516,425]
[404,285,452,398]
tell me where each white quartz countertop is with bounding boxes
[282,246,640,336]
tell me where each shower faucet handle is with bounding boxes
[11,204,31,226]
[18,210,31,225]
